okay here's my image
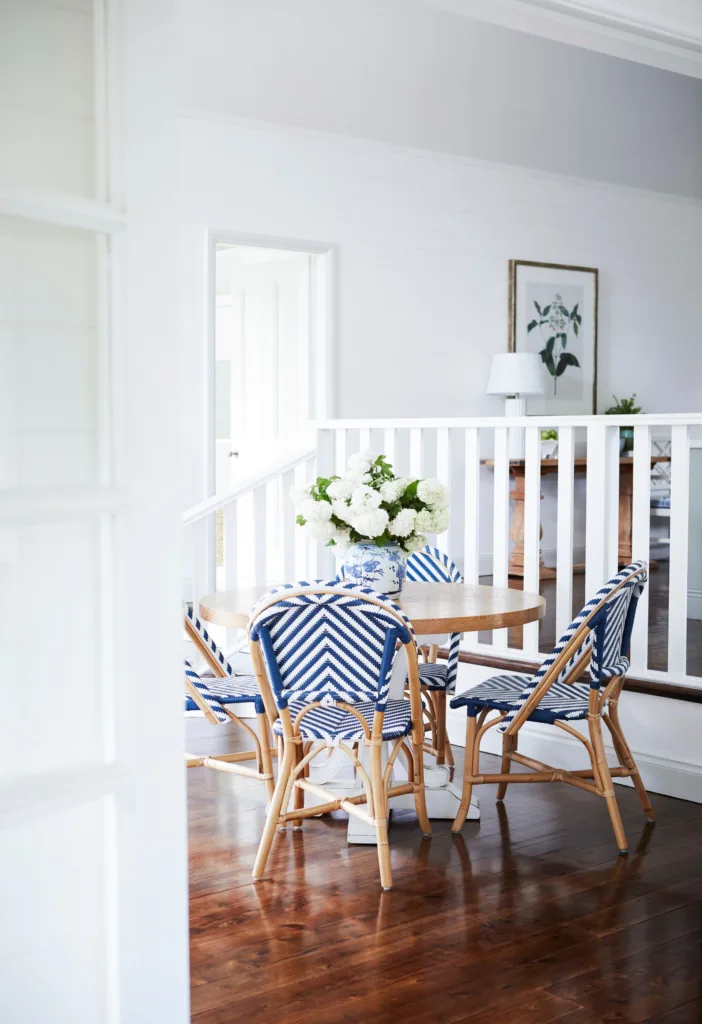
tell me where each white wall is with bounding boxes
[178,114,702,507]
[177,0,702,199]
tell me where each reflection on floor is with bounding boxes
[188,740,702,1024]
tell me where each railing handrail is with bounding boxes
[182,442,315,526]
[315,413,702,429]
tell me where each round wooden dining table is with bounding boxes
[199,581,545,842]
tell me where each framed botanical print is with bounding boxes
[508,260,598,415]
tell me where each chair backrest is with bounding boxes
[184,660,229,723]
[248,581,415,711]
[406,546,462,689]
[406,545,462,584]
[185,604,233,677]
[499,560,648,733]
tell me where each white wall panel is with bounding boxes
[0,1,95,197]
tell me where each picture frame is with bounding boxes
[508,260,599,415]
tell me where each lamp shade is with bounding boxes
[486,352,545,396]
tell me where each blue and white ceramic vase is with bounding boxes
[341,542,407,597]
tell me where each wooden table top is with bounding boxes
[199,581,545,635]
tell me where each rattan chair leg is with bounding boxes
[257,712,276,802]
[452,714,477,833]
[444,734,455,780]
[252,739,296,881]
[496,732,516,802]
[589,712,628,854]
[606,700,655,820]
[435,691,447,767]
[412,728,432,838]
[291,742,305,830]
[370,738,393,891]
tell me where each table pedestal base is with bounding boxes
[304,747,479,845]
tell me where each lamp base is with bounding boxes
[504,397,526,459]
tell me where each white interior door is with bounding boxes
[0,2,189,1022]
[214,247,313,494]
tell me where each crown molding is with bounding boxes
[420,0,702,78]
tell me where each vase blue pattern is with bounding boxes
[342,542,407,596]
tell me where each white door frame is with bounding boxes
[205,230,336,501]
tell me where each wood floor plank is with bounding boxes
[188,749,702,1024]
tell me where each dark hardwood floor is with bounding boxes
[478,562,702,679]
[188,744,702,1024]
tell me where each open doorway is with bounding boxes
[211,237,333,497]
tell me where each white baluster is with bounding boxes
[335,428,347,475]
[630,424,651,672]
[222,500,238,591]
[668,425,690,674]
[585,421,608,598]
[555,425,575,637]
[436,427,451,551]
[409,427,422,479]
[359,427,371,451]
[605,425,621,577]
[192,515,213,615]
[463,427,480,584]
[522,426,541,657]
[281,469,295,583]
[383,427,398,469]
[253,484,267,585]
[492,425,510,648]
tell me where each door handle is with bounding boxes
[228,450,239,458]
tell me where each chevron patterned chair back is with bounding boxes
[406,545,462,585]
[498,560,648,734]
[248,581,431,891]
[183,605,275,799]
[449,561,654,855]
[406,545,462,690]
[249,581,415,711]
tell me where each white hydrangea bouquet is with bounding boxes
[291,450,449,594]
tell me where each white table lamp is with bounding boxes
[486,352,545,457]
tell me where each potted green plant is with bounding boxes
[604,394,641,453]
[540,428,558,459]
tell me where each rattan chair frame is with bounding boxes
[248,585,431,891]
[184,612,276,800]
[451,567,654,853]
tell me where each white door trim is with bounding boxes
[205,230,337,499]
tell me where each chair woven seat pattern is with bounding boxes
[184,605,265,716]
[272,697,412,742]
[451,561,647,733]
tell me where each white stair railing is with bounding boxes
[182,441,319,616]
[316,414,702,689]
[183,414,702,691]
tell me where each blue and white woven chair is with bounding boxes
[248,581,431,891]
[405,546,462,776]
[184,606,275,800]
[450,561,653,854]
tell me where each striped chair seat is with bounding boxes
[451,662,629,725]
[418,662,451,691]
[184,672,264,716]
[272,697,412,743]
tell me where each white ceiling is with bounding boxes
[420,0,702,78]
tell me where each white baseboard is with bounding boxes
[447,705,702,804]
[185,716,249,756]
[688,588,702,620]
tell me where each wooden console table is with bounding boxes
[482,456,670,579]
